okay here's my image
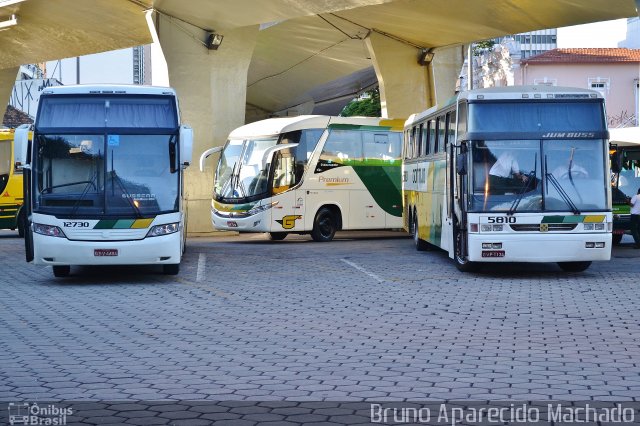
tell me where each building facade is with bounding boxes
[519,48,640,127]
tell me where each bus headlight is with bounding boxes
[147,222,180,237]
[33,223,66,238]
[247,201,279,216]
[584,223,594,230]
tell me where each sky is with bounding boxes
[557,18,629,48]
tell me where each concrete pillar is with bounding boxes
[0,68,18,118]
[365,31,433,119]
[431,45,465,106]
[154,12,259,234]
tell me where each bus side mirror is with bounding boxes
[14,124,32,167]
[611,151,622,173]
[180,125,193,168]
[199,146,223,172]
[456,153,467,175]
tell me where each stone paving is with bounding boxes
[0,230,639,424]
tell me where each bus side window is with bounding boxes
[363,132,399,162]
[410,127,417,159]
[422,122,429,156]
[403,130,410,160]
[320,129,363,162]
[434,118,440,153]
[417,124,423,157]
[447,110,456,149]
[437,116,446,153]
[428,120,436,155]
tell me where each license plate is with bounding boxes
[94,249,118,257]
[227,221,238,228]
[482,250,505,258]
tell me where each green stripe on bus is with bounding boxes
[94,220,118,229]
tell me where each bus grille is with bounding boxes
[510,224,577,232]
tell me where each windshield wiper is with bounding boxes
[544,155,580,214]
[508,154,537,215]
[68,172,99,218]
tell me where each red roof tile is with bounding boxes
[2,105,33,128]
[522,48,640,64]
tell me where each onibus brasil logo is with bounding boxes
[8,402,72,425]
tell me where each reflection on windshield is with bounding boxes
[214,137,278,200]
[34,134,179,217]
[470,139,607,212]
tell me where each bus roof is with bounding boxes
[610,126,640,147]
[406,85,603,127]
[228,115,404,138]
[40,84,176,96]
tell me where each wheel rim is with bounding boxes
[318,215,333,237]
[413,217,419,244]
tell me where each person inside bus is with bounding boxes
[488,151,528,194]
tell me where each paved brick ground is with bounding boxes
[0,230,639,424]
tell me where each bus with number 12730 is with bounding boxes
[16,85,193,277]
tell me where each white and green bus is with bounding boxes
[404,86,611,272]
[200,116,404,241]
[16,85,193,277]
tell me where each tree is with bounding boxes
[340,87,382,117]
[473,40,496,56]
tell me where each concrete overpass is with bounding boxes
[0,0,638,233]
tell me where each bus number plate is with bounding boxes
[94,249,118,257]
[227,221,238,228]
[482,250,505,258]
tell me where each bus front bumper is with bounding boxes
[32,232,182,266]
[467,233,612,263]
[211,209,269,232]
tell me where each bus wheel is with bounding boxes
[17,210,26,238]
[557,261,591,272]
[163,264,180,275]
[454,229,480,272]
[612,234,623,245]
[52,265,70,277]
[268,232,288,241]
[311,208,337,242]
[413,216,429,251]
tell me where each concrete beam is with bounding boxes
[431,45,465,107]
[365,30,432,120]
[155,12,259,234]
[0,68,18,113]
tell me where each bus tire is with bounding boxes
[557,261,591,272]
[612,233,623,245]
[454,228,480,272]
[52,265,70,277]
[268,232,288,241]
[163,264,180,275]
[311,207,337,242]
[17,209,26,238]
[412,215,429,251]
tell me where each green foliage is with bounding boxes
[473,40,496,56]
[340,88,382,117]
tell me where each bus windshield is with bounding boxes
[214,137,279,200]
[470,139,607,212]
[214,128,324,202]
[34,133,179,217]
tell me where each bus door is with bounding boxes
[270,150,306,232]
[453,142,470,252]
